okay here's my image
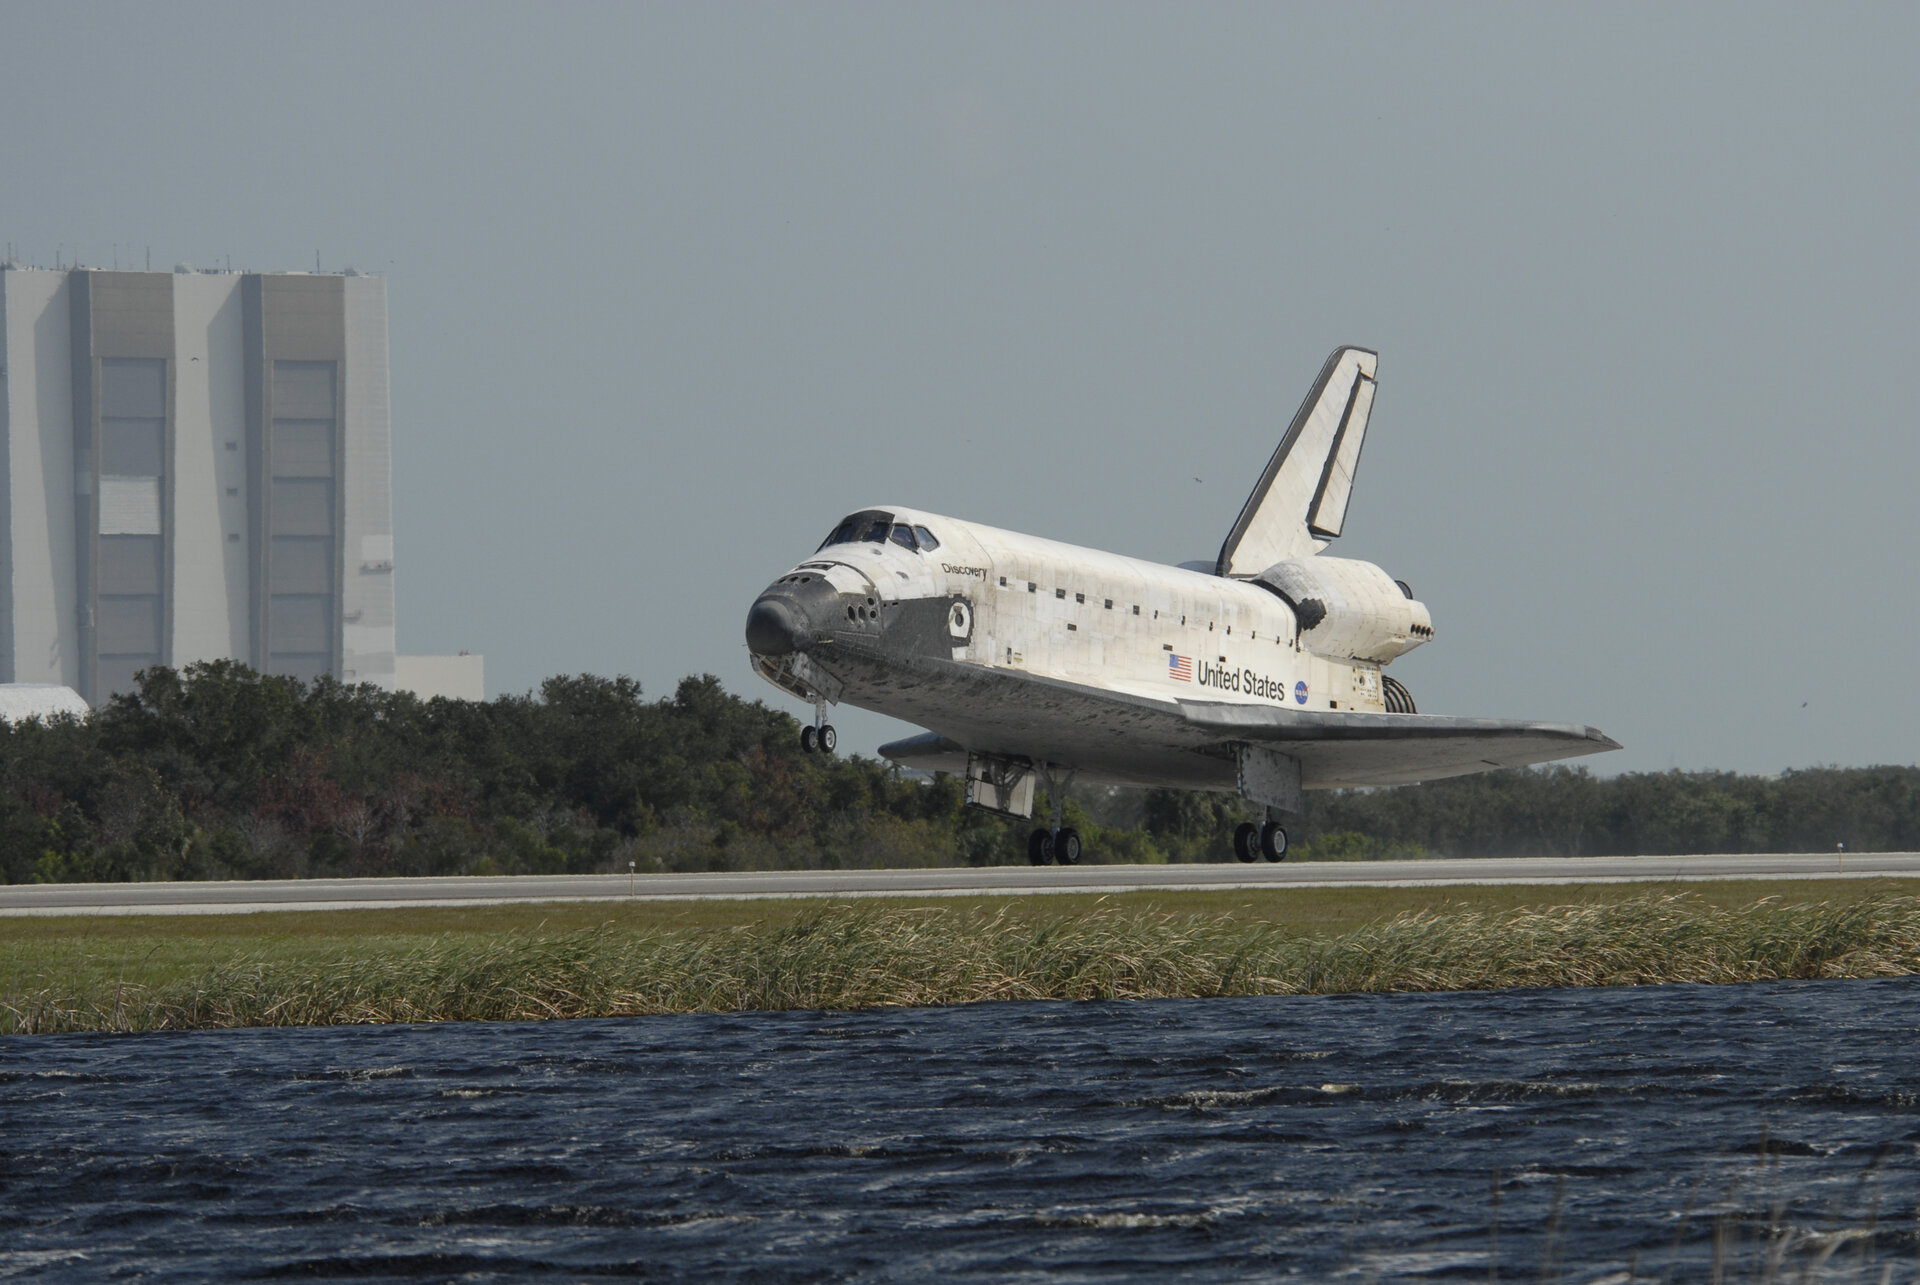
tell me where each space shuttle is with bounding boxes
[744,347,1617,864]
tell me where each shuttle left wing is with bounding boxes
[1180,700,1620,788]
[878,660,1617,792]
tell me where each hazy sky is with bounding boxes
[4,3,1915,776]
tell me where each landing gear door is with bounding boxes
[966,753,1035,819]
[752,651,844,706]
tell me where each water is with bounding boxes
[4,980,1920,1282]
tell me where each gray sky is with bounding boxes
[4,2,1915,776]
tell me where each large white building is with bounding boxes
[0,264,479,705]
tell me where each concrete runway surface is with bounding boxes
[3,852,1918,916]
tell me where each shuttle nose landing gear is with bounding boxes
[799,698,836,755]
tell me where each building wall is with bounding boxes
[0,274,9,683]
[395,653,484,702]
[342,275,395,689]
[0,270,80,687]
[1,266,400,704]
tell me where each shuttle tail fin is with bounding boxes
[1215,346,1378,576]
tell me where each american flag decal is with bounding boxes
[1168,653,1193,682]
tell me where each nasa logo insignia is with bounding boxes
[1294,680,1309,705]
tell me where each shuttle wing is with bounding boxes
[1216,346,1379,576]
[877,661,1617,791]
[1179,700,1620,788]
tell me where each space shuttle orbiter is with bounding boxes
[744,347,1616,864]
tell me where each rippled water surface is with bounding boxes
[6,980,1920,1281]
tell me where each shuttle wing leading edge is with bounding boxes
[1216,346,1379,576]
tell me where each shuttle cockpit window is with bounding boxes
[817,510,896,551]
[815,511,943,555]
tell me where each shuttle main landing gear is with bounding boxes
[1232,819,1288,863]
[1027,826,1082,865]
[799,697,836,755]
[1025,764,1081,865]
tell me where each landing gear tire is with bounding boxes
[1233,822,1261,863]
[1028,828,1055,866]
[818,725,837,754]
[1054,828,1082,865]
[1260,822,1288,862]
[800,726,818,754]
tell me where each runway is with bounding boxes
[3,852,1918,916]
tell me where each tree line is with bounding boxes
[0,662,1911,884]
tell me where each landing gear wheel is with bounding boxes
[818,725,837,754]
[1028,828,1055,866]
[1260,822,1288,862]
[1233,822,1261,863]
[800,726,818,754]
[1054,828,1082,865]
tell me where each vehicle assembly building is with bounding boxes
[0,263,479,705]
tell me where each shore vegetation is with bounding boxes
[8,884,1920,1034]
[1,664,1916,884]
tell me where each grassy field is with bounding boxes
[7,879,1920,1034]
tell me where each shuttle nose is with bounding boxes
[745,596,807,656]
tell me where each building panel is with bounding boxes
[268,594,330,652]
[98,476,162,534]
[251,284,346,685]
[77,273,174,700]
[93,655,146,700]
[268,537,330,595]
[270,420,332,476]
[97,594,161,654]
[169,271,248,667]
[96,535,161,595]
[270,478,334,536]
[100,417,164,475]
[340,274,396,689]
[271,360,336,418]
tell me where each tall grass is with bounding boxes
[8,892,1920,1034]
